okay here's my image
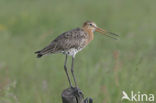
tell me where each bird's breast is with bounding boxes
[85,30,94,45]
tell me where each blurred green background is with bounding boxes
[0,0,156,103]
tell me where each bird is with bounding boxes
[35,21,119,88]
[122,91,130,101]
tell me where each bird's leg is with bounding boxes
[71,56,78,88]
[64,54,72,88]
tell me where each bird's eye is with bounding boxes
[89,24,92,26]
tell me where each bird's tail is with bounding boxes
[35,44,56,58]
[34,50,44,58]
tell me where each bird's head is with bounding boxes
[83,21,119,39]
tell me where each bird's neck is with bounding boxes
[82,27,94,44]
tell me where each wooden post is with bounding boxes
[61,87,93,103]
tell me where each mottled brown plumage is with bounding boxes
[35,28,88,57]
[35,21,118,88]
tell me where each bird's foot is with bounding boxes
[70,85,74,89]
[84,97,93,103]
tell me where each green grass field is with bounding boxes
[0,0,156,103]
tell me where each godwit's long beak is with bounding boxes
[95,27,119,40]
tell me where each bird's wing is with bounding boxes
[38,28,88,55]
[51,28,88,51]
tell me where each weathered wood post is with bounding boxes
[61,87,93,103]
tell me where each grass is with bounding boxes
[0,0,156,103]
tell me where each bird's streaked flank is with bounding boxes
[35,21,119,88]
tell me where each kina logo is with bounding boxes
[122,91,154,102]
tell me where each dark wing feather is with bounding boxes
[35,28,87,57]
[53,28,88,50]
